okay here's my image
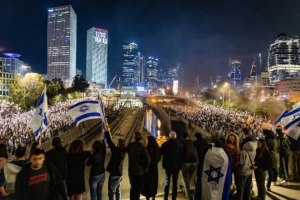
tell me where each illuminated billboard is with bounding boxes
[173,80,179,94]
[94,28,108,44]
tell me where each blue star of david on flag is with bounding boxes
[79,105,89,113]
[204,165,224,184]
[39,108,43,116]
[293,112,300,120]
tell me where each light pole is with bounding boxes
[222,90,225,106]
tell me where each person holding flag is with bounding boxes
[29,86,49,143]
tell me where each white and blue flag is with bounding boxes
[279,104,300,140]
[29,86,49,140]
[272,110,288,133]
[69,100,102,126]
[194,147,231,200]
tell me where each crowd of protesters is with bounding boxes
[0,99,89,153]
[159,101,268,138]
[0,125,297,200]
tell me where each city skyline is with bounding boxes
[1,0,300,86]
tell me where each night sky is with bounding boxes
[0,0,300,87]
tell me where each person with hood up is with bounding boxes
[236,132,257,200]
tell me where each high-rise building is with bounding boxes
[0,60,12,96]
[47,5,77,86]
[122,43,138,86]
[136,52,146,85]
[146,57,158,91]
[167,64,184,91]
[0,53,24,77]
[86,27,108,87]
[229,59,242,87]
[268,33,300,85]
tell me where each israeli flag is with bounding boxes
[98,94,106,130]
[280,105,300,140]
[272,110,288,133]
[69,100,102,126]
[29,86,49,140]
[194,147,231,200]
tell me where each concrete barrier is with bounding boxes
[42,119,100,152]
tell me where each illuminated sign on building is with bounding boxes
[94,29,108,44]
[173,80,179,94]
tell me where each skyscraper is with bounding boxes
[122,43,138,86]
[136,52,146,85]
[229,59,242,87]
[86,27,108,87]
[146,57,158,91]
[47,5,77,86]
[268,33,300,85]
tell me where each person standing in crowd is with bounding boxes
[276,126,290,185]
[236,130,257,200]
[66,139,91,200]
[86,140,106,200]
[11,146,27,168]
[180,132,197,199]
[46,137,67,182]
[253,138,272,200]
[287,135,300,182]
[240,128,252,148]
[194,139,231,200]
[0,144,9,199]
[104,131,126,200]
[127,132,151,200]
[15,148,67,200]
[141,136,161,200]
[224,133,240,188]
[263,129,279,190]
[161,131,183,200]
[193,133,211,165]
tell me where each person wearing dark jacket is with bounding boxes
[161,131,183,200]
[127,132,151,200]
[180,132,197,199]
[288,135,300,181]
[193,133,211,165]
[277,127,290,184]
[66,139,91,200]
[86,140,106,200]
[141,136,161,200]
[15,148,67,200]
[105,131,126,200]
[46,137,67,181]
[254,139,272,200]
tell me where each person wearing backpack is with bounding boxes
[276,127,290,185]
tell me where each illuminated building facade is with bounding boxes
[268,33,300,85]
[86,27,108,87]
[122,43,138,86]
[47,5,77,86]
[146,57,158,91]
[0,61,13,96]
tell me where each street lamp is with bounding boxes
[221,82,229,106]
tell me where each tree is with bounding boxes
[71,75,89,93]
[8,73,44,109]
[46,78,65,105]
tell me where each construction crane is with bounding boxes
[109,75,117,89]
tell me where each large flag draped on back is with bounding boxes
[29,86,49,140]
[194,147,231,200]
[279,103,300,140]
[69,100,102,126]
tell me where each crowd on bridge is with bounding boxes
[159,101,268,139]
[0,99,89,154]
